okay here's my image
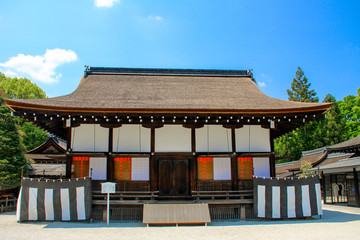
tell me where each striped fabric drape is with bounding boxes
[16,178,92,222]
[254,176,323,219]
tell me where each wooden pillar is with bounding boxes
[65,127,72,179]
[150,128,157,191]
[190,128,197,192]
[107,128,114,181]
[231,128,238,190]
[353,168,360,207]
[321,172,326,203]
[269,130,276,177]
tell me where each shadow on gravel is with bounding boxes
[210,208,360,227]
[5,207,358,229]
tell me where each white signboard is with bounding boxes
[101,182,116,194]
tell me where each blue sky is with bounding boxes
[0,0,359,101]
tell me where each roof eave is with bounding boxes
[4,99,333,115]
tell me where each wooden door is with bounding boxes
[158,159,190,196]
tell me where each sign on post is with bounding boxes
[101,182,116,225]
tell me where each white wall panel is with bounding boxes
[235,125,270,152]
[253,157,270,178]
[113,125,151,152]
[155,125,191,152]
[72,124,109,152]
[196,125,231,152]
[89,157,107,180]
[131,158,149,181]
[213,157,231,180]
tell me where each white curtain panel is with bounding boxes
[272,186,281,218]
[287,186,296,218]
[131,158,149,181]
[301,185,312,217]
[89,157,107,180]
[60,188,71,221]
[28,187,38,221]
[76,187,86,220]
[44,189,54,220]
[213,158,231,180]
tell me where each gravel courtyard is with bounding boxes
[1,204,359,240]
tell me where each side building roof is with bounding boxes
[326,135,360,153]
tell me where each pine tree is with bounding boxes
[275,67,320,162]
[287,67,319,102]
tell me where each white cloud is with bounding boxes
[258,81,266,88]
[0,49,77,84]
[148,15,163,21]
[95,0,120,8]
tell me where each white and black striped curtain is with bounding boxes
[16,178,92,221]
[254,176,323,219]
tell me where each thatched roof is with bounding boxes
[5,67,331,114]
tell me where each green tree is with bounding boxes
[275,67,321,162]
[321,94,348,145]
[21,121,49,151]
[338,88,360,138]
[0,97,27,191]
[0,73,48,151]
[287,67,319,102]
[0,74,46,99]
[298,160,314,178]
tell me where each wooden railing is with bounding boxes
[192,190,253,203]
[92,191,159,205]
[0,196,17,213]
[192,190,254,220]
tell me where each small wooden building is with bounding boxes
[276,135,360,207]
[320,135,360,207]
[5,67,332,220]
[25,136,66,179]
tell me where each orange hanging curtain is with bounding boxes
[114,158,132,180]
[72,157,90,178]
[237,157,253,180]
[197,157,213,180]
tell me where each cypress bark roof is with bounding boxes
[5,67,332,114]
[326,135,360,153]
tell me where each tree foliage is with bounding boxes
[0,73,48,151]
[337,88,360,138]
[0,73,46,99]
[275,68,349,163]
[287,67,319,102]
[298,160,314,178]
[0,98,27,191]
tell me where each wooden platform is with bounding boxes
[143,203,211,226]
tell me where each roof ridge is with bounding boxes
[84,66,254,79]
[302,147,326,156]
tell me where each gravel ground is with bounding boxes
[1,204,359,240]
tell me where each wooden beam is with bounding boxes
[107,128,114,181]
[231,129,238,190]
[100,123,122,128]
[191,128,197,192]
[65,127,72,178]
[354,168,360,207]
[150,128,157,191]
[269,130,276,177]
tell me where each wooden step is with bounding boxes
[143,203,211,226]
